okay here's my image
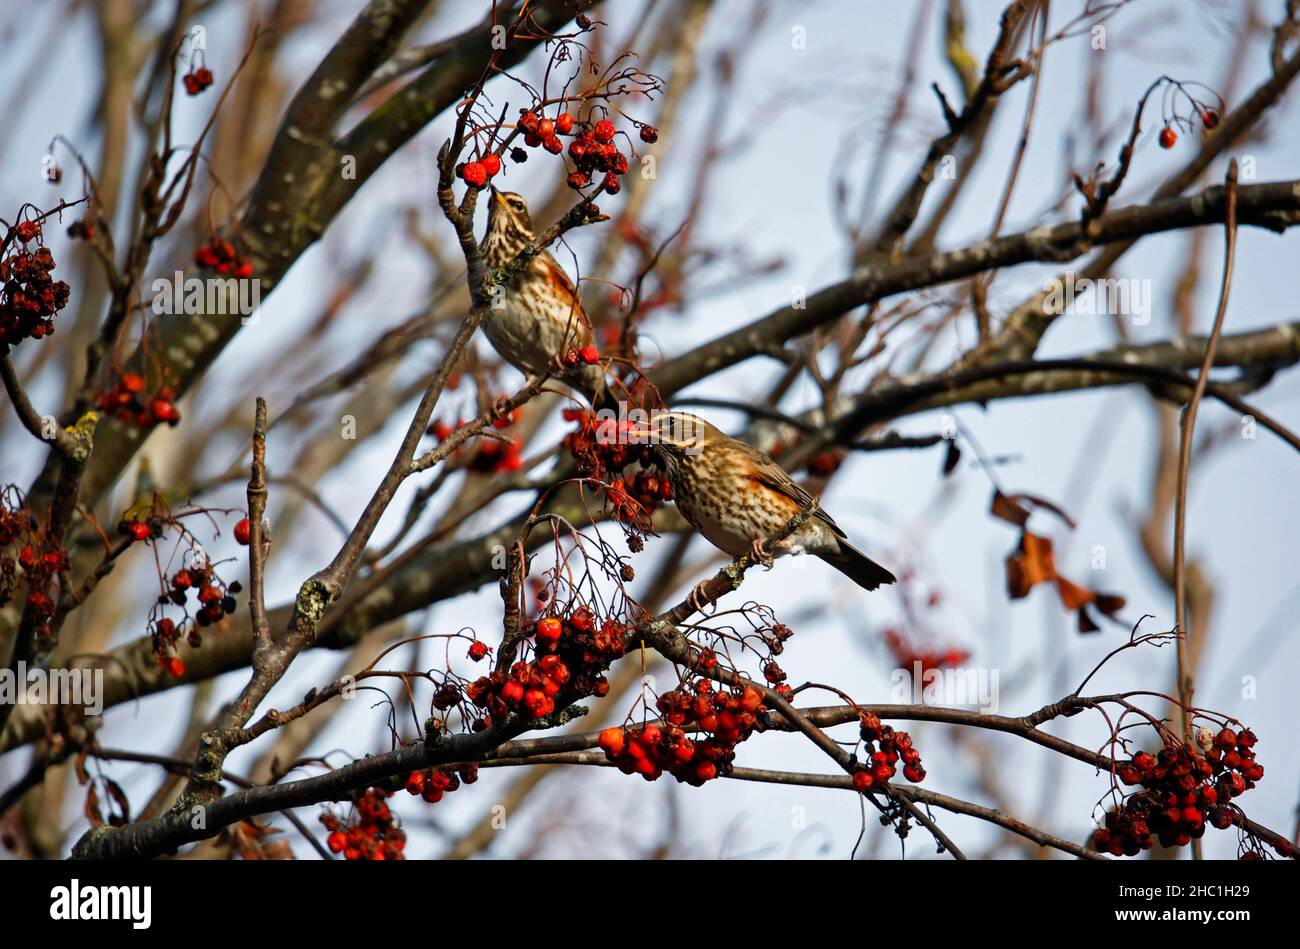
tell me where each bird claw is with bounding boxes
[688,580,716,616]
[750,538,775,569]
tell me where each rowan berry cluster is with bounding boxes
[428,404,525,475]
[561,344,601,367]
[94,373,181,428]
[600,679,767,785]
[193,237,253,278]
[0,486,66,641]
[464,605,624,727]
[321,788,406,861]
[402,762,479,805]
[457,109,657,198]
[852,711,927,791]
[883,628,971,674]
[182,65,213,96]
[562,408,672,528]
[148,558,241,675]
[1093,727,1264,857]
[1,222,71,350]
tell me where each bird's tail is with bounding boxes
[817,541,896,592]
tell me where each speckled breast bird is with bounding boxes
[479,188,605,400]
[640,411,896,591]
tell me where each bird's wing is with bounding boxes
[537,252,597,344]
[741,441,847,540]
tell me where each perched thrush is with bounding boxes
[638,411,896,591]
[480,189,605,400]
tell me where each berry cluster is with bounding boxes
[882,628,971,675]
[149,560,241,674]
[1,224,71,350]
[804,449,844,478]
[428,406,524,476]
[321,788,406,861]
[94,373,181,428]
[182,66,214,96]
[561,344,602,367]
[562,408,671,529]
[457,152,501,189]
[601,679,767,785]
[0,486,66,641]
[402,762,479,805]
[852,711,927,790]
[1158,109,1218,149]
[460,110,657,198]
[1093,728,1263,857]
[465,606,624,727]
[560,117,631,195]
[66,218,94,240]
[193,238,253,278]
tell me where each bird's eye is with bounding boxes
[510,199,524,211]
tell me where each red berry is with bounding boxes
[523,688,552,718]
[566,171,591,190]
[852,770,874,792]
[468,641,488,661]
[639,125,659,144]
[479,153,501,177]
[461,161,488,188]
[233,517,252,545]
[128,521,151,542]
[579,345,600,365]
[327,831,346,853]
[165,656,184,677]
[1158,127,1177,149]
[555,113,574,135]
[543,135,563,155]
[593,119,616,143]
[602,173,621,195]
[1201,109,1219,129]
[537,118,555,138]
[598,727,625,758]
[536,616,563,642]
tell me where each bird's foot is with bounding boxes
[750,538,775,569]
[688,580,717,616]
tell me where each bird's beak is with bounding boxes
[490,185,506,205]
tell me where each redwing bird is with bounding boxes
[637,411,896,591]
[479,188,605,401]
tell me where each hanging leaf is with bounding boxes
[991,490,1032,527]
[1006,531,1057,598]
[942,439,961,477]
[1094,593,1127,618]
[1055,576,1093,611]
[104,778,132,824]
[83,785,103,829]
